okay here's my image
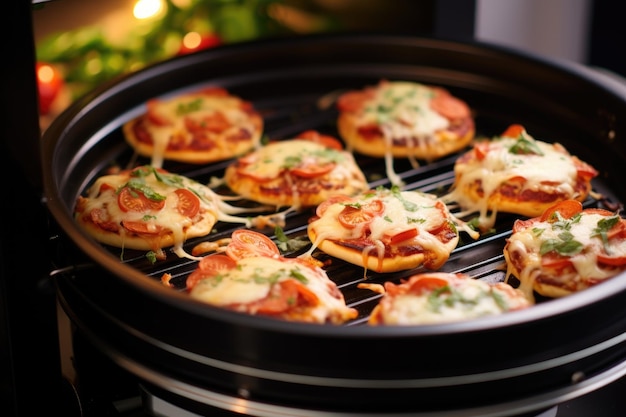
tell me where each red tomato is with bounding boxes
[146,99,171,126]
[597,253,626,266]
[226,229,280,260]
[406,275,450,295]
[539,200,583,222]
[98,183,115,195]
[574,158,599,180]
[315,195,353,217]
[541,254,574,270]
[297,130,344,150]
[186,254,237,290]
[253,280,319,314]
[185,111,231,133]
[362,199,385,216]
[501,124,526,138]
[121,220,163,235]
[473,142,490,161]
[429,90,470,120]
[118,187,165,212]
[337,198,384,229]
[338,206,375,229]
[36,62,63,115]
[383,228,418,244]
[290,162,335,178]
[175,189,200,217]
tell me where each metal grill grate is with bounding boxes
[86,85,613,325]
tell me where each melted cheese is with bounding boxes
[444,131,580,230]
[505,211,626,300]
[359,81,449,138]
[238,140,345,179]
[189,256,354,323]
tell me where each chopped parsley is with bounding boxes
[508,137,544,156]
[539,231,583,256]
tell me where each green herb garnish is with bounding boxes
[592,215,620,255]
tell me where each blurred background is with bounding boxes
[31,0,624,130]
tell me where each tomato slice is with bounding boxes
[185,111,231,133]
[473,141,490,161]
[253,279,319,314]
[296,130,344,150]
[573,157,599,180]
[146,99,171,126]
[98,182,115,195]
[429,90,470,120]
[541,254,574,270]
[383,227,418,245]
[406,275,450,295]
[362,199,385,216]
[118,187,165,212]
[175,188,200,218]
[597,253,626,266]
[226,229,280,260]
[186,254,237,290]
[290,162,335,178]
[315,195,353,217]
[501,124,526,138]
[338,206,375,229]
[121,220,163,235]
[607,220,626,240]
[539,200,583,222]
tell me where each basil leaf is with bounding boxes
[592,215,620,255]
[125,178,166,201]
[508,137,544,156]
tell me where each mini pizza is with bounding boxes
[122,87,263,167]
[185,229,358,324]
[504,200,626,301]
[444,124,598,231]
[223,130,368,209]
[305,186,461,273]
[74,165,273,260]
[336,80,475,185]
[368,272,530,325]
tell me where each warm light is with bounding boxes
[37,64,55,84]
[133,0,164,20]
[182,32,202,50]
